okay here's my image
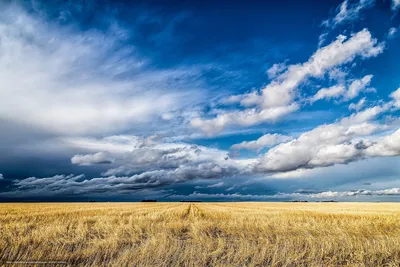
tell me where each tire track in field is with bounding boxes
[181,203,193,219]
[181,203,204,219]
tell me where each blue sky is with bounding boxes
[1,0,400,201]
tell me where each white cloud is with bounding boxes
[345,74,374,100]
[219,95,244,105]
[101,142,253,177]
[328,68,348,81]
[0,174,3,179]
[254,105,390,173]
[390,88,400,107]
[340,104,390,125]
[0,5,204,136]
[322,0,375,28]
[392,0,400,11]
[71,152,114,165]
[318,32,328,47]
[266,62,287,79]
[311,75,374,103]
[67,134,255,179]
[257,30,382,108]
[192,29,384,135]
[308,143,362,166]
[231,133,293,151]
[300,188,400,198]
[5,128,400,197]
[365,129,400,157]
[207,182,225,188]
[349,97,366,111]
[63,135,144,154]
[191,104,298,135]
[388,27,398,38]
[311,85,345,103]
[161,113,174,121]
[268,168,318,179]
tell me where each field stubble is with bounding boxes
[1,202,400,266]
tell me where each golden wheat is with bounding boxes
[1,202,400,266]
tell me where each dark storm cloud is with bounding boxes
[0,162,238,199]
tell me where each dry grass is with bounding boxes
[1,202,400,266]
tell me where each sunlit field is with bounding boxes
[1,203,400,266]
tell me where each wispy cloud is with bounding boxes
[0,4,206,136]
[388,27,398,38]
[392,0,400,11]
[349,98,367,111]
[322,0,375,29]
[71,152,114,165]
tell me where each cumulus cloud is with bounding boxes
[6,126,400,198]
[101,145,193,176]
[322,0,375,28]
[254,105,391,173]
[231,133,293,152]
[244,30,382,109]
[365,129,400,157]
[179,99,399,182]
[103,142,254,177]
[66,135,255,189]
[192,29,384,135]
[23,90,400,197]
[0,174,3,179]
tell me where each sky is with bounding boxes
[1,0,400,202]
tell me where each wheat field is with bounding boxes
[1,202,400,266]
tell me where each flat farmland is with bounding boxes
[1,202,400,266]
